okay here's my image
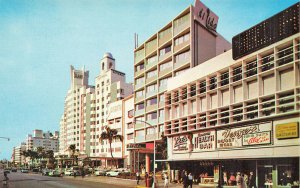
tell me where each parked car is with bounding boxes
[106,170,120,177]
[94,169,108,176]
[21,169,29,173]
[11,168,17,172]
[4,168,10,173]
[48,169,63,177]
[64,169,73,176]
[32,168,40,173]
[42,169,51,176]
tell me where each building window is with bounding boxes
[159,45,171,56]
[127,133,134,140]
[159,61,172,71]
[147,55,157,65]
[127,123,134,129]
[147,112,157,120]
[147,98,157,106]
[175,50,190,63]
[174,32,190,46]
[136,103,145,110]
[146,128,155,135]
[147,70,157,79]
[146,84,157,92]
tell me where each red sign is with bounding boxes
[242,131,271,146]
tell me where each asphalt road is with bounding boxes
[0,171,129,188]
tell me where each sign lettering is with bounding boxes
[194,131,215,152]
[194,0,219,33]
[242,131,271,146]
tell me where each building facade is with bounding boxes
[58,66,96,158]
[13,143,26,166]
[133,0,231,173]
[26,129,59,152]
[90,52,133,162]
[163,3,300,187]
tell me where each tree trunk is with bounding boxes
[109,141,115,168]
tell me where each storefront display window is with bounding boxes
[277,165,297,186]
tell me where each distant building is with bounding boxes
[26,129,59,152]
[13,143,26,165]
[90,52,133,162]
[59,66,95,157]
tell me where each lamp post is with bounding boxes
[133,119,156,188]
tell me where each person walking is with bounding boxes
[188,172,193,188]
[136,171,141,185]
[145,172,149,187]
[248,172,257,188]
[182,171,188,188]
[164,172,169,188]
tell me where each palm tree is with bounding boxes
[46,150,55,168]
[100,126,123,168]
[22,150,38,168]
[68,144,78,166]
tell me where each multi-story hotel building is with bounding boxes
[26,129,59,152]
[133,0,231,173]
[13,143,26,166]
[59,66,96,159]
[164,3,299,188]
[89,53,133,162]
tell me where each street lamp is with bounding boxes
[133,119,157,188]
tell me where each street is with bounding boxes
[0,171,131,188]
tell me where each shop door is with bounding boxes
[258,165,273,188]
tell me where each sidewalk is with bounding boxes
[63,175,183,188]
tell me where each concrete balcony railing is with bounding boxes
[135,49,145,64]
[135,136,145,143]
[146,76,157,85]
[146,104,158,113]
[135,83,144,90]
[135,69,144,77]
[146,134,156,141]
[158,51,172,62]
[159,67,172,78]
[159,116,165,124]
[159,102,165,108]
[158,30,172,47]
[174,57,190,70]
[174,20,190,36]
[146,119,157,126]
[174,40,190,53]
[145,39,157,56]
[135,109,145,117]
[146,90,157,98]
[159,85,167,93]
[146,60,158,70]
[135,96,144,103]
[135,123,144,129]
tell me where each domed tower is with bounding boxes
[100,52,115,73]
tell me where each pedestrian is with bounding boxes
[243,173,248,188]
[248,172,256,188]
[182,171,188,188]
[180,170,185,184]
[236,172,245,188]
[136,171,141,185]
[145,172,149,186]
[188,172,193,188]
[164,172,169,188]
[81,168,85,178]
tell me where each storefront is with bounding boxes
[166,118,300,188]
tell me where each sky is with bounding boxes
[0,0,298,160]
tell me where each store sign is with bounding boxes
[193,131,215,152]
[217,122,272,149]
[242,131,271,146]
[74,73,83,79]
[126,143,146,150]
[275,122,299,139]
[173,135,190,153]
[194,0,219,33]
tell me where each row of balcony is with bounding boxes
[134,13,190,64]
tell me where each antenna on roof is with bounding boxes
[134,33,139,49]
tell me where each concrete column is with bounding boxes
[146,154,151,173]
